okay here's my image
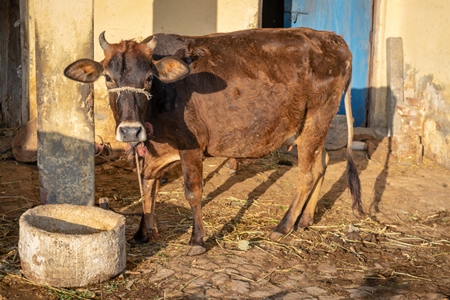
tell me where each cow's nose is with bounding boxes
[116,122,147,143]
[120,126,141,141]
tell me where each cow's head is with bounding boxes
[64,32,190,144]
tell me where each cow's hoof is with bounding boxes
[128,234,151,246]
[149,229,159,241]
[296,214,314,229]
[184,245,206,256]
[268,230,284,241]
[297,219,313,229]
[128,237,146,246]
[129,229,158,246]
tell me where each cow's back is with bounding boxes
[151,28,352,158]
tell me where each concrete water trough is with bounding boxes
[19,204,126,287]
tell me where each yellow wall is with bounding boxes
[216,0,261,32]
[387,1,450,100]
[371,0,450,102]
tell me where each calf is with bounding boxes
[64,28,363,255]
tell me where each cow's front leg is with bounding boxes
[131,178,160,244]
[180,149,206,256]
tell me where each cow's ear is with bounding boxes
[153,57,190,83]
[64,59,103,83]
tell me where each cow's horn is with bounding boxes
[99,31,110,51]
[147,36,157,51]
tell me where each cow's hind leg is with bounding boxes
[131,178,160,244]
[269,115,332,240]
[296,149,329,228]
[180,149,207,256]
[269,147,327,240]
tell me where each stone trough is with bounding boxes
[19,204,126,287]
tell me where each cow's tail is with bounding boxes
[343,77,364,216]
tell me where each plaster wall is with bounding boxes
[370,0,450,168]
[216,0,261,32]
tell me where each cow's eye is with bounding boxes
[104,74,112,82]
[146,75,153,83]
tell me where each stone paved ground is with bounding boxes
[1,149,450,299]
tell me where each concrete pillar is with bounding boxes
[20,0,37,121]
[34,0,95,205]
[386,37,404,137]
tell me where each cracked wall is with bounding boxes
[370,0,450,168]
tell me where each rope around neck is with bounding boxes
[107,86,152,100]
[135,149,144,199]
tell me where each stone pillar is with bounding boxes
[386,37,404,137]
[34,0,95,205]
[386,37,423,162]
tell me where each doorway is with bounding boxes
[262,0,373,127]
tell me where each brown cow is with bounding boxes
[64,28,363,255]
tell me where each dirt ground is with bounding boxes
[1,144,450,299]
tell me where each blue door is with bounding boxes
[284,0,372,126]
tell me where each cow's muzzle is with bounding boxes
[116,121,146,143]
